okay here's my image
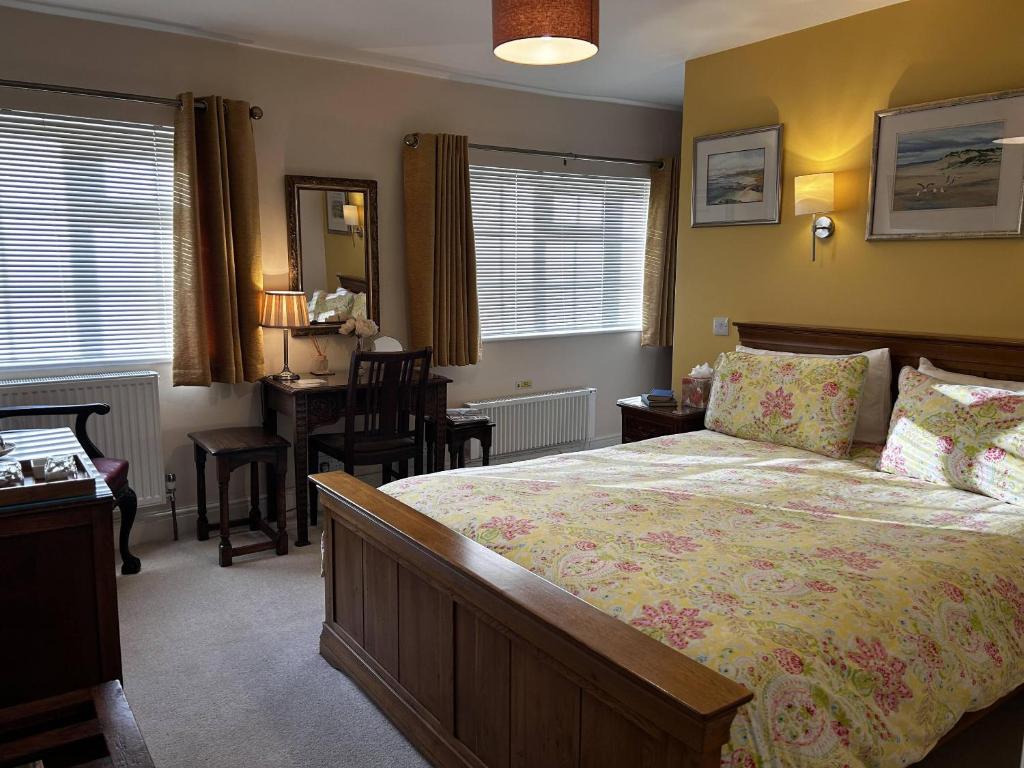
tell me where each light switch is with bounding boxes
[713,317,730,336]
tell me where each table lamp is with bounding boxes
[260,290,309,380]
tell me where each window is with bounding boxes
[470,164,650,340]
[0,109,174,370]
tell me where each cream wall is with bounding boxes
[673,0,1024,383]
[0,6,678,515]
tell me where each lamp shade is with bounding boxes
[343,204,360,227]
[492,0,599,65]
[794,173,835,216]
[260,290,309,328]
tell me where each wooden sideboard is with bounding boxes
[0,428,120,709]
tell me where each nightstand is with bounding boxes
[616,396,706,443]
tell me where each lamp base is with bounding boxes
[810,215,835,261]
[813,215,835,239]
[271,369,300,381]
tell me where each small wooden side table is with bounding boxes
[425,416,496,471]
[617,397,706,443]
[188,427,290,567]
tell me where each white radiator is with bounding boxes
[465,387,597,457]
[0,371,164,508]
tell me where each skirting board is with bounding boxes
[119,489,303,548]
[117,433,623,550]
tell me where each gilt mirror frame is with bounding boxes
[285,174,380,335]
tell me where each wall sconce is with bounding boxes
[794,173,835,261]
[343,204,363,238]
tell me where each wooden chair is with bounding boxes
[308,348,431,524]
[0,403,141,575]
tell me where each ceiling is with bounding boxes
[5,0,904,109]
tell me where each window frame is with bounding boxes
[469,161,651,343]
[0,108,175,374]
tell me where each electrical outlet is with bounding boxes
[516,379,533,389]
[713,317,730,336]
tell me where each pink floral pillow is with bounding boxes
[879,367,1024,505]
[705,351,869,458]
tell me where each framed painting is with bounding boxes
[867,89,1024,240]
[326,190,350,234]
[691,124,782,227]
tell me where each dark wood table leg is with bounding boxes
[248,462,260,530]
[273,451,288,556]
[217,459,232,567]
[195,444,209,541]
[481,429,492,467]
[449,439,460,471]
[424,419,435,474]
[431,383,447,473]
[292,396,311,547]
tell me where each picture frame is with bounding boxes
[866,89,1024,240]
[325,190,350,234]
[691,124,782,227]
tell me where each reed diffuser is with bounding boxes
[310,333,333,376]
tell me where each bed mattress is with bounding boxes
[382,430,1024,768]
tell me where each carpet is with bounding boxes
[116,529,429,768]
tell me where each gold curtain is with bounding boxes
[403,133,480,367]
[641,156,680,348]
[172,92,265,386]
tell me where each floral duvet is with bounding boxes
[381,430,1024,768]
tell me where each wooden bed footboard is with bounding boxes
[312,471,752,768]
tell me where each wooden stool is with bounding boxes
[426,415,495,471]
[188,427,290,567]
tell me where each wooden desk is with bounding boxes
[0,428,119,709]
[261,373,451,546]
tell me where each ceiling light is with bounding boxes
[994,137,1024,144]
[492,0,599,66]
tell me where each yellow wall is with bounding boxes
[324,230,365,282]
[673,0,1024,384]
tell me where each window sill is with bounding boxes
[0,357,171,379]
[482,328,643,343]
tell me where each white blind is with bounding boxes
[0,109,174,370]
[470,164,650,340]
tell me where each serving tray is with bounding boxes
[0,455,96,507]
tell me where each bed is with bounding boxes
[312,323,1024,768]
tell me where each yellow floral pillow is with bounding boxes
[879,367,1024,505]
[705,350,868,458]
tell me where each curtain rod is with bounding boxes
[402,133,661,169]
[0,79,264,120]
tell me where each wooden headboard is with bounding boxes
[734,322,1024,399]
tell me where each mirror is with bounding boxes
[285,175,379,332]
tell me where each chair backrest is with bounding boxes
[344,348,432,449]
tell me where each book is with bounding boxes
[641,393,677,408]
[446,407,489,425]
[644,388,677,407]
